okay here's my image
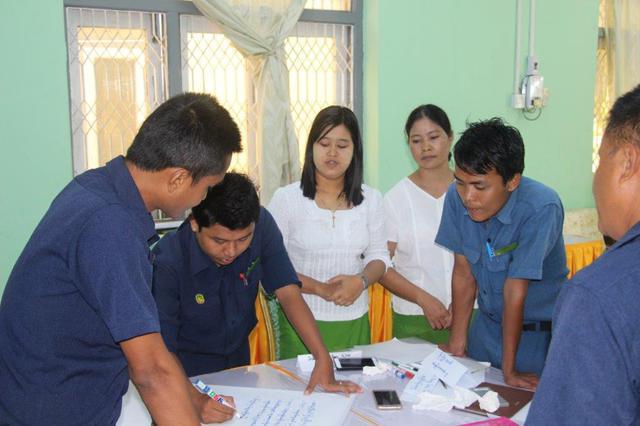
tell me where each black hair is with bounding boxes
[300,105,364,206]
[405,104,453,160]
[454,117,525,184]
[405,104,453,138]
[605,84,640,149]
[126,92,242,183]
[191,172,260,230]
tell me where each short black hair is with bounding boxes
[405,104,453,138]
[300,105,364,206]
[126,92,242,183]
[191,172,260,230]
[605,84,640,150]
[454,117,525,184]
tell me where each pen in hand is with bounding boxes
[193,379,241,418]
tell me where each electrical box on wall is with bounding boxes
[524,74,545,108]
[521,55,547,108]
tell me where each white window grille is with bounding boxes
[180,15,353,173]
[304,0,351,11]
[66,7,168,176]
[65,2,358,226]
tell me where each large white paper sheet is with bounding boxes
[210,385,354,426]
[116,383,354,426]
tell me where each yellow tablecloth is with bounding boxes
[565,239,605,279]
[249,239,605,364]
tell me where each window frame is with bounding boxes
[63,0,363,138]
[63,0,362,229]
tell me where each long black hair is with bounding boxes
[300,105,364,206]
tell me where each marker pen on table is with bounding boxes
[390,361,417,374]
[193,379,241,418]
[391,368,407,379]
[388,362,415,379]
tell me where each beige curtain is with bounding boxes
[192,0,305,203]
[593,0,640,170]
[603,0,640,96]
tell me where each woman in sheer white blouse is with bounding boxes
[380,104,455,344]
[267,106,390,359]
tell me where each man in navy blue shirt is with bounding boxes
[436,118,567,390]
[528,86,640,424]
[0,93,242,425]
[153,172,361,395]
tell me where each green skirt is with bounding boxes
[392,311,450,344]
[392,309,478,345]
[269,299,371,360]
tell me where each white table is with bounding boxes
[117,342,530,425]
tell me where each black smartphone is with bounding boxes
[333,357,376,371]
[373,390,402,410]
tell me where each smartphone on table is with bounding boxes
[373,390,402,410]
[333,357,376,371]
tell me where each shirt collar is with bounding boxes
[608,221,640,252]
[495,185,519,225]
[177,222,215,276]
[182,218,260,277]
[105,156,157,245]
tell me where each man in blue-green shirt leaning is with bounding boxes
[436,118,567,390]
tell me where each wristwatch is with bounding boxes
[360,274,370,290]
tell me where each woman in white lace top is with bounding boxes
[268,106,390,359]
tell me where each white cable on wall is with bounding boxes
[528,0,536,57]
[513,0,523,96]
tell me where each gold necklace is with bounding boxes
[329,207,337,228]
[316,195,343,228]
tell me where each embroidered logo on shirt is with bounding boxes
[239,257,261,287]
[246,257,261,276]
[195,293,205,304]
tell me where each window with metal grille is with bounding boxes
[180,15,353,171]
[304,0,351,11]
[66,7,168,176]
[64,1,360,227]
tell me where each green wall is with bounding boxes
[0,0,600,295]
[363,0,599,211]
[1,0,71,291]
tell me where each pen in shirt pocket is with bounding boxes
[193,379,241,418]
[485,239,495,258]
